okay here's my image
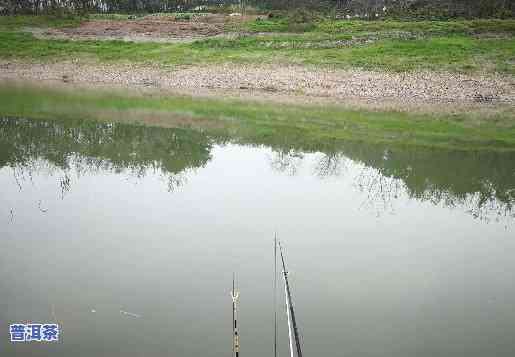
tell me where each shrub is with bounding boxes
[174,13,192,21]
[287,8,318,24]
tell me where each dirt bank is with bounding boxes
[29,14,249,43]
[1,60,514,115]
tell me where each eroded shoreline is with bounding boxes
[1,60,514,116]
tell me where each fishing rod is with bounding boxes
[231,273,240,357]
[274,234,278,357]
[279,241,303,357]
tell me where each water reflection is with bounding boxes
[348,144,515,222]
[268,145,515,222]
[0,117,212,194]
[1,117,514,222]
[2,116,515,357]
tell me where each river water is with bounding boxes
[1,117,514,357]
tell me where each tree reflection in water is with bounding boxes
[313,152,349,178]
[268,143,515,223]
[0,117,213,195]
[268,149,304,176]
[2,116,514,223]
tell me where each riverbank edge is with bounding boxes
[1,60,514,108]
[1,80,515,152]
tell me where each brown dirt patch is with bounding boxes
[35,14,249,42]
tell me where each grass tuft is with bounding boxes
[0,15,83,29]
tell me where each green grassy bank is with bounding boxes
[245,17,515,35]
[1,31,513,73]
[0,16,514,73]
[1,82,514,151]
[0,15,83,29]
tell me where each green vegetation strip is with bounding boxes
[1,30,514,73]
[0,16,514,72]
[0,82,514,151]
[247,18,515,35]
[2,15,514,33]
[0,15,83,29]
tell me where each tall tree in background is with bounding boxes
[1,0,513,17]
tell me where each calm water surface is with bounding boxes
[1,117,514,357]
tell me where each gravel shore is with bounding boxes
[1,60,514,111]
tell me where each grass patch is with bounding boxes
[0,16,513,73]
[0,15,83,29]
[243,17,515,36]
[1,30,513,73]
[1,82,514,151]
[305,36,515,73]
[0,31,190,63]
[316,19,515,35]
[246,18,291,32]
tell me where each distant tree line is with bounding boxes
[1,0,513,18]
[330,0,514,19]
[0,0,235,15]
